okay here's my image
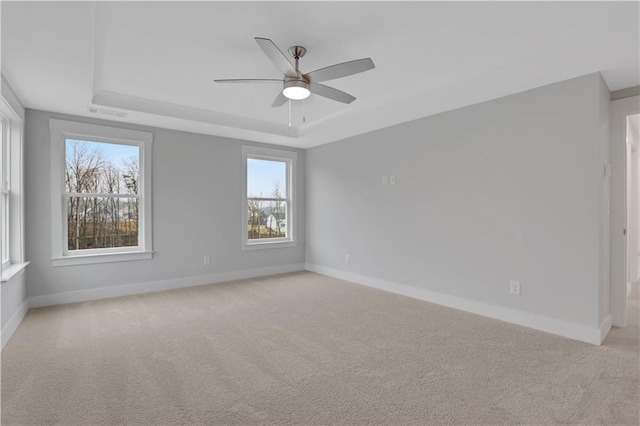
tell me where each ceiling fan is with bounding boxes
[215,37,375,107]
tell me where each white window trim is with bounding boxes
[242,145,297,250]
[0,89,28,283]
[49,119,153,267]
[1,114,10,269]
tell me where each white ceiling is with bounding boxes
[2,1,639,148]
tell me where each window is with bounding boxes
[1,116,10,268]
[1,84,27,282]
[50,119,153,266]
[242,146,297,249]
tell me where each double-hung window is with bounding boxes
[242,146,297,249]
[50,119,153,266]
[1,116,10,268]
[0,84,27,282]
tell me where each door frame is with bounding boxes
[610,95,640,327]
[627,122,640,292]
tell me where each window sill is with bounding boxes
[1,261,30,283]
[52,250,153,267]
[242,240,298,251]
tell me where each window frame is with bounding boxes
[1,113,11,268]
[0,84,28,283]
[241,145,297,250]
[50,119,153,266]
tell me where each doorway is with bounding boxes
[611,95,640,329]
[626,114,640,298]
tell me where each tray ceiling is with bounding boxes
[2,1,639,148]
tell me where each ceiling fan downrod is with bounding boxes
[288,46,306,75]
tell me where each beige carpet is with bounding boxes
[1,272,638,425]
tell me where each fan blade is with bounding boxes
[271,91,288,108]
[255,37,297,77]
[306,58,375,83]
[310,83,356,104]
[214,79,283,84]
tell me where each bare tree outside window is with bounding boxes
[247,197,265,239]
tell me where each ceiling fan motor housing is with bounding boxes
[284,77,309,90]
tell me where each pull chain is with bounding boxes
[288,99,292,129]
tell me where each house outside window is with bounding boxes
[50,119,153,266]
[242,146,297,250]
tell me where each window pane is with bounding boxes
[247,158,286,198]
[0,120,4,185]
[67,196,139,250]
[1,192,7,263]
[1,119,7,263]
[247,200,286,240]
[65,139,140,195]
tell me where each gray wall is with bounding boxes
[25,110,305,298]
[598,75,611,325]
[306,73,605,329]
[1,271,26,337]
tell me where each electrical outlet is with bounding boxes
[510,280,521,295]
[389,174,396,185]
[382,175,388,186]
[203,256,211,266]
[345,254,350,264]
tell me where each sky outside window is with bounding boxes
[247,158,286,198]
[66,139,139,165]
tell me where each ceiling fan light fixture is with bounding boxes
[215,38,375,107]
[283,80,310,100]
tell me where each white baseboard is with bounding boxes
[28,263,305,308]
[599,314,613,344]
[5,263,609,349]
[305,264,606,346]
[1,299,29,350]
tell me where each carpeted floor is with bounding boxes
[1,272,638,425]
